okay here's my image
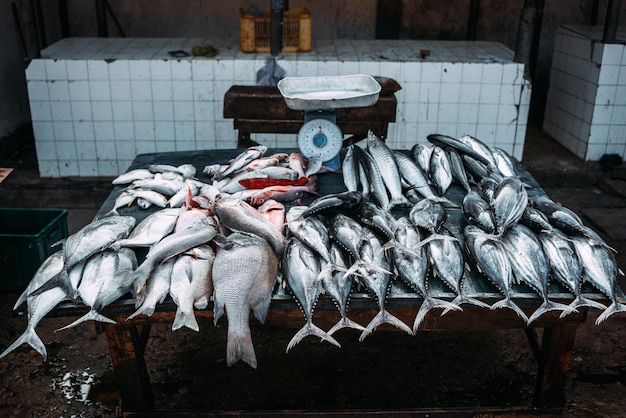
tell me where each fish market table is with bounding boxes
[52,149,617,417]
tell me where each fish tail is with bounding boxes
[361,309,412,341]
[491,297,529,323]
[251,294,272,325]
[287,323,341,352]
[55,309,116,332]
[413,297,461,332]
[227,329,258,368]
[172,308,199,332]
[386,196,411,211]
[449,294,491,313]
[127,303,156,320]
[595,301,626,325]
[561,296,606,318]
[527,300,576,325]
[327,316,366,336]
[0,327,47,361]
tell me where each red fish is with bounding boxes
[238,176,308,189]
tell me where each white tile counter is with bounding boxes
[544,25,626,161]
[27,37,529,177]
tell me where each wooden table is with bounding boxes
[52,149,617,417]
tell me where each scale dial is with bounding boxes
[297,118,343,162]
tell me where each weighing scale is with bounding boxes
[277,75,381,171]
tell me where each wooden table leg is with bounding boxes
[532,321,579,408]
[103,324,155,411]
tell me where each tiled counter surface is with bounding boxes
[27,37,530,177]
[544,25,626,161]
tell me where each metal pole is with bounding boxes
[467,0,480,40]
[603,0,622,43]
[514,0,537,79]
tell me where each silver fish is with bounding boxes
[531,196,592,239]
[214,194,286,257]
[571,235,626,324]
[366,131,411,210]
[57,248,138,331]
[111,208,180,250]
[520,206,553,233]
[411,142,433,174]
[127,216,218,293]
[358,228,412,340]
[286,206,331,263]
[127,257,174,320]
[283,238,340,351]
[462,191,496,234]
[464,225,528,322]
[491,147,518,178]
[329,213,367,260]
[447,148,472,193]
[130,176,185,197]
[409,198,447,233]
[428,145,453,196]
[353,145,390,210]
[358,201,397,242]
[492,177,527,235]
[342,145,359,192]
[112,168,154,185]
[126,188,169,209]
[0,251,66,361]
[538,230,606,316]
[170,245,214,331]
[457,134,497,168]
[427,228,490,312]
[213,233,279,368]
[168,181,201,208]
[427,133,493,166]
[393,150,439,201]
[323,242,366,335]
[214,145,267,180]
[502,224,575,324]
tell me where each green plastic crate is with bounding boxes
[0,208,68,291]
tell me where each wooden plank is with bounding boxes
[103,324,155,410]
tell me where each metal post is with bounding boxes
[603,0,622,43]
[467,0,480,40]
[514,0,537,79]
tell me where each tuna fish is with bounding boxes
[301,190,364,218]
[342,145,359,192]
[428,146,453,196]
[492,177,528,235]
[286,206,331,263]
[462,190,496,234]
[212,233,279,367]
[366,131,411,210]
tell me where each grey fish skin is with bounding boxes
[428,146,453,196]
[537,230,606,316]
[329,213,366,260]
[571,235,626,324]
[301,190,364,218]
[342,145,359,192]
[464,225,528,323]
[520,206,553,233]
[411,142,433,174]
[502,224,575,324]
[358,201,397,242]
[214,194,286,257]
[323,242,366,335]
[462,191,496,234]
[214,145,267,180]
[427,228,490,312]
[111,208,180,250]
[1,251,66,361]
[531,196,591,239]
[357,228,413,340]
[127,257,174,320]
[491,147,518,178]
[366,132,411,210]
[213,233,279,368]
[126,189,169,209]
[457,134,498,168]
[57,248,138,331]
[112,168,154,185]
[492,177,528,236]
[169,245,215,332]
[409,198,448,233]
[130,176,185,197]
[427,133,493,167]
[286,206,331,263]
[393,150,438,200]
[353,144,390,210]
[126,216,218,294]
[447,148,472,194]
[283,238,341,351]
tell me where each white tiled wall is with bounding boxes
[544,25,626,161]
[28,38,529,177]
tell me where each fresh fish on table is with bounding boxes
[409,198,448,233]
[301,190,364,218]
[245,179,318,206]
[426,133,493,166]
[126,189,169,209]
[531,196,593,239]
[457,134,498,168]
[323,242,366,335]
[393,150,438,202]
[170,245,215,331]
[0,251,66,361]
[570,235,626,324]
[366,131,411,210]
[492,177,528,235]
[328,213,367,261]
[520,206,553,233]
[464,225,528,322]
[462,191,496,234]
[57,248,138,331]
[214,194,286,257]
[213,145,268,180]
[491,147,518,178]
[357,228,412,340]
[112,168,154,185]
[110,208,180,250]
[428,145,453,197]
[283,238,340,351]
[342,145,360,193]
[288,151,307,179]
[286,206,331,263]
[537,230,606,316]
[353,144,390,210]
[447,147,472,194]
[212,232,279,368]
[411,142,433,174]
[127,257,175,320]
[130,175,186,197]
[149,163,196,178]
[126,216,219,294]
[358,201,397,242]
[502,224,575,324]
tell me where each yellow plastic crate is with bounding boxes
[240,7,311,53]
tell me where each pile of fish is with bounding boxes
[2,132,625,369]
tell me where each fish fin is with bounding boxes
[212,234,233,250]
[226,329,257,368]
[28,270,76,300]
[193,296,209,310]
[527,300,577,325]
[55,309,116,332]
[447,294,491,313]
[251,295,272,325]
[595,301,626,325]
[561,296,606,318]
[127,303,156,320]
[172,308,199,332]
[491,297,529,323]
[213,300,225,326]
[287,322,341,352]
[413,297,461,333]
[361,309,412,341]
[385,196,411,211]
[13,287,30,310]
[327,317,367,336]
[0,327,47,361]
